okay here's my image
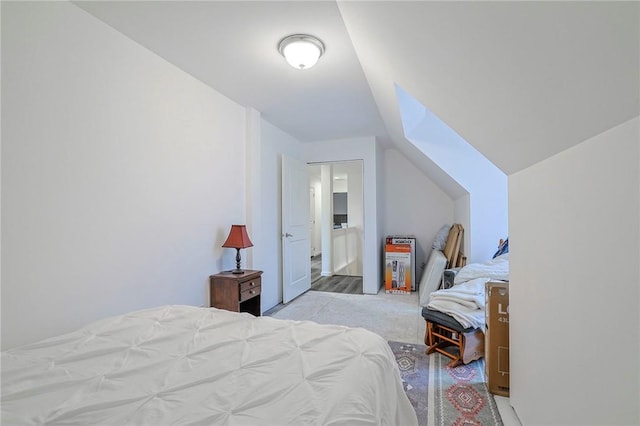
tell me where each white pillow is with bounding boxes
[432,224,450,250]
[419,249,448,307]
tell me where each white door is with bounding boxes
[282,155,311,303]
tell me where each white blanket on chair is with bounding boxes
[427,277,488,329]
[454,253,509,285]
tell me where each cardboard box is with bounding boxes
[384,244,412,294]
[385,236,416,290]
[485,281,510,397]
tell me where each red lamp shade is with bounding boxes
[222,225,253,249]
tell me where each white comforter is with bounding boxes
[453,253,509,285]
[1,305,417,426]
[428,254,509,329]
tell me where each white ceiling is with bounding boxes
[75,1,639,196]
[74,1,387,143]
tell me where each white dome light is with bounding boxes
[278,34,325,70]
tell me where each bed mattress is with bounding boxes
[1,305,417,425]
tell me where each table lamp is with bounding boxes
[222,225,253,274]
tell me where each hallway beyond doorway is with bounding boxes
[311,254,363,294]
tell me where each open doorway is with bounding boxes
[308,160,363,294]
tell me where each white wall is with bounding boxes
[245,108,262,275]
[320,164,334,276]
[1,2,247,349]
[307,164,323,258]
[304,137,381,294]
[255,119,304,311]
[328,161,364,276]
[454,194,471,258]
[345,161,364,230]
[383,149,455,277]
[346,162,363,275]
[397,85,508,263]
[509,116,639,425]
[376,140,386,288]
[332,179,348,193]
[311,180,322,257]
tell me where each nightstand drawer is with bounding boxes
[240,277,261,293]
[240,284,261,302]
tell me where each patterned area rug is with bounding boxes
[388,341,503,426]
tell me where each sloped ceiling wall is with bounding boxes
[338,1,640,176]
[73,1,639,198]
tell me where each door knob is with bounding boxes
[283,233,293,238]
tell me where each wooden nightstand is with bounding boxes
[209,270,262,316]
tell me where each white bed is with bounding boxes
[1,305,417,425]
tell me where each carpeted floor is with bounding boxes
[389,341,503,426]
[267,289,519,425]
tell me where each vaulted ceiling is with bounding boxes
[75,1,639,198]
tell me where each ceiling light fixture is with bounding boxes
[278,34,325,70]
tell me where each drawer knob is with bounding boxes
[249,282,255,286]
[249,290,255,295]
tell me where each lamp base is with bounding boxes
[232,248,245,274]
